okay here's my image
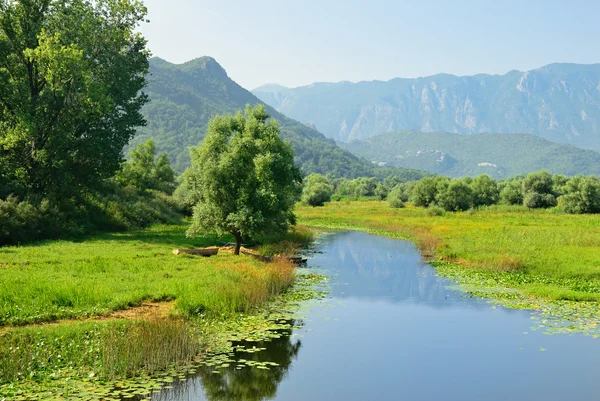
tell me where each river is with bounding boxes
[153,231,600,401]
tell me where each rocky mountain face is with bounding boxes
[253,63,600,151]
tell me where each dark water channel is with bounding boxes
[154,231,600,401]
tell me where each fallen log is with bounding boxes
[172,247,219,257]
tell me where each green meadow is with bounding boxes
[297,201,600,302]
[0,223,310,395]
[0,224,296,327]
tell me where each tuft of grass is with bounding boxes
[0,318,201,384]
[256,226,314,257]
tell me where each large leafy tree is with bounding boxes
[0,0,149,197]
[186,105,303,255]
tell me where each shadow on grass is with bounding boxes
[0,222,236,250]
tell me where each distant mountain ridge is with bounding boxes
[342,130,600,179]
[252,63,600,151]
[133,57,427,180]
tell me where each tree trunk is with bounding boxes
[233,231,243,256]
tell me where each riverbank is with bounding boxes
[0,223,321,399]
[297,201,600,307]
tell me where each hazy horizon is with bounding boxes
[139,0,600,89]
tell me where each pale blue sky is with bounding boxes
[139,0,600,89]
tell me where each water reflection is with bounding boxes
[153,326,300,401]
[317,231,471,306]
[157,231,600,401]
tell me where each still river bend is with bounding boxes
[154,231,600,401]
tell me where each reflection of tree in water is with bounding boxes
[151,323,301,401]
[198,325,301,401]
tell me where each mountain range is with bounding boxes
[133,57,427,180]
[252,63,600,151]
[342,131,600,179]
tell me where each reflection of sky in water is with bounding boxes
[155,231,600,401]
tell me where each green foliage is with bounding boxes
[410,177,448,207]
[301,174,333,207]
[374,183,389,201]
[117,140,177,194]
[185,105,302,254]
[426,205,446,216]
[470,174,499,206]
[0,182,181,246]
[499,178,524,205]
[0,0,149,197]
[387,185,406,208]
[436,179,473,212]
[558,176,600,214]
[334,177,379,199]
[522,171,557,209]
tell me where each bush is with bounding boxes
[436,179,473,212]
[471,175,499,206]
[500,179,524,205]
[523,171,554,195]
[411,177,448,207]
[374,184,389,201]
[426,205,446,217]
[387,185,406,208]
[558,176,600,214]
[523,192,557,209]
[0,183,182,246]
[302,174,334,207]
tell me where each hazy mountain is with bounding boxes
[132,57,427,180]
[342,131,600,179]
[253,63,600,151]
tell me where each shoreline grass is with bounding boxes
[0,222,315,397]
[0,224,295,327]
[297,201,600,302]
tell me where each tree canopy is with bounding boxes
[185,105,302,254]
[0,0,149,197]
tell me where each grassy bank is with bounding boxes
[0,223,316,398]
[0,224,296,326]
[297,201,600,302]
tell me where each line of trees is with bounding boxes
[301,171,600,214]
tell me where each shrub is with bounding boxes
[387,185,406,208]
[302,174,334,207]
[523,171,554,195]
[558,176,600,214]
[470,175,499,206]
[374,183,389,201]
[426,205,446,217]
[524,192,557,209]
[500,179,524,205]
[436,179,473,212]
[411,177,448,207]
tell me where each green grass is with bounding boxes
[0,222,305,393]
[0,224,295,326]
[297,201,600,302]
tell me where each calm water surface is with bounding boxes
[155,231,600,401]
